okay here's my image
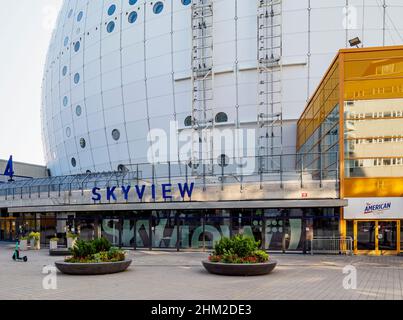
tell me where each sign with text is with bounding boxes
[344,197,403,219]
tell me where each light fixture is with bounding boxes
[349,37,362,48]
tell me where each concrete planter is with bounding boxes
[19,239,28,251]
[55,259,132,275]
[202,260,277,276]
[32,240,40,250]
[67,237,77,249]
[50,241,58,250]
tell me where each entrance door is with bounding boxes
[354,220,400,255]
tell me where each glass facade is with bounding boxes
[0,208,340,252]
[297,59,340,180]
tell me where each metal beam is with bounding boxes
[7,199,348,213]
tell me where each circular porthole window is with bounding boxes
[112,129,121,141]
[128,11,138,24]
[75,105,82,116]
[188,161,199,170]
[218,154,230,167]
[79,138,86,148]
[107,21,115,33]
[62,66,68,76]
[71,157,77,167]
[64,36,69,47]
[108,4,116,16]
[66,127,71,137]
[182,0,191,5]
[118,164,128,172]
[74,73,80,84]
[153,2,164,14]
[77,11,84,22]
[68,9,73,18]
[184,116,192,127]
[215,112,228,123]
[63,96,68,107]
[129,0,138,5]
[74,41,80,52]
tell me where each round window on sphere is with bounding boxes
[74,41,80,52]
[107,21,115,33]
[80,138,86,149]
[66,127,71,137]
[75,105,82,116]
[62,66,68,76]
[112,129,121,141]
[129,0,137,5]
[182,0,191,5]
[74,73,80,84]
[128,11,138,24]
[153,2,164,14]
[218,154,229,167]
[68,9,73,18]
[118,164,128,172]
[63,96,68,107]
[184,116,192,127]
[77,11,84,22]
[108,4,116,16]
[71,157,77,167]
[64,36,69,47]
[215,112,228,123]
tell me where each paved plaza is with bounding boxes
[1,243,403,300]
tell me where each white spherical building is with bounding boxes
[41,0,403,176]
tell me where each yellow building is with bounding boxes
[297,45,403,255]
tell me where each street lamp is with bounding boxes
[349,37,362,48]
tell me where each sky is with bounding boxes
[0,0,63,165]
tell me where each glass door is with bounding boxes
[378,221,397,252]
[356,221,376,251]
[354,220,400,255]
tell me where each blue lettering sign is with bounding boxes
[162,184,172,200]
[106,186,117,201]
[92,187,101,201]
[178,183,194,199]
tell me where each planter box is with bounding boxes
[67,238,77,249]
[19,240,28,251]
[202,260,277,276]
[55,260,132,275]
[50,241,58,250]
[33,240,40,250]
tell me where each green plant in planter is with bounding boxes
[67,232,78,239]
[29,232,40,241]
[50,237,59,242]
[66,237,126,263]
[209,235,269,264]
[20,236,29,241]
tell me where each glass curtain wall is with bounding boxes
[297,59,340,179]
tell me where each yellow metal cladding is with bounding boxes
[344,177,403,197]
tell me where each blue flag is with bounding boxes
[4,156,14,178]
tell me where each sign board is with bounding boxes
[344,197,403,219]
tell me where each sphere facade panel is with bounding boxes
[42,0,403,176]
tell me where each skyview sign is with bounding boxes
[91,182,195,202]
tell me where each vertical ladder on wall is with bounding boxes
[257,0,283,173]
[191,0,214,173]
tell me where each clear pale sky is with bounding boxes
[0,0,63,165]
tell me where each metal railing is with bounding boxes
[0,153,339,199]
[310,236,353,255]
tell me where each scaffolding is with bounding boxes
[257,0,283,173]
[191,0,214,172]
